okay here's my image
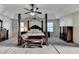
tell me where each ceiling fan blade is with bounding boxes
[36,11,42,14]
[24,8,31,11]
[25,12,30,14]
[24,4,42,15]
[36,7,39,10]
[34,7,39,11]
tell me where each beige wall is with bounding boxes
[73,12,79,44]
[11,18,28,37]
[48,19,60,37]
[12,20,18,37]
[0,15,12,38]
[59,15,73,26]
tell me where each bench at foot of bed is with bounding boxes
[22,39,43,48]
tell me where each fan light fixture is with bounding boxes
[24,4,42,15]
[30,12,35,16]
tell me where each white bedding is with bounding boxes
[21,29,44,40]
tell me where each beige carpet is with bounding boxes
[0,38,58,54]
[0,37,79,54]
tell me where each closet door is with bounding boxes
[67,27,73,42]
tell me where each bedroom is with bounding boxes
[0,4,79,54]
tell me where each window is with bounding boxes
[47,22,54,32]
[20,22,24,32]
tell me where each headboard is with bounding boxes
[29,25,43,30]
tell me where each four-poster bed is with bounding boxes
[18,13,48,48]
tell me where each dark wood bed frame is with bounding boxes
[17,13,48,46]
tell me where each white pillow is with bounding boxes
[34,29,41,32]
[29,29,42,33]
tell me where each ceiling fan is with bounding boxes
[24,4,42,16]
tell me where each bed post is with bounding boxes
[45,13,47,34]
[28,20,29,30]
[18,13,21,46]
[45,13,48,45]
[0,20,3,28]
[41,20,43,32]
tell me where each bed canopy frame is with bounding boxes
[18,13,48,46]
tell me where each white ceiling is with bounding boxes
[0,4,79,19]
